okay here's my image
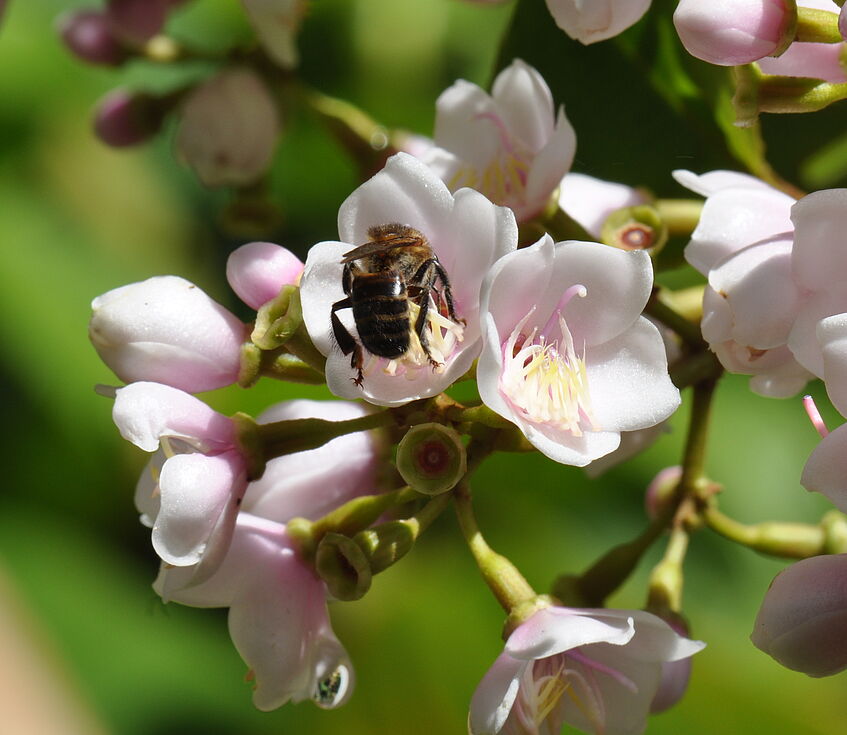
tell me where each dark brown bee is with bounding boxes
[330,223,461,387]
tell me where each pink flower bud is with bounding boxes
[673,0,796,66]
[752,555,847,676]
[545,0,652,44]
[645,465,683,519]
[106,0,171,44]
[93,89,165,148]
[757,41,847,83]
[90,275,247,392]
[57,9,127,66]
[226,242,304,310]
[175,67,281,188]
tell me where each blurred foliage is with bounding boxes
[2,0,847,734]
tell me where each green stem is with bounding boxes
[454,485,536,613]
[678,378,718,495]
[670,351,723,391]
[260,352,326,384]
[703,506,827,558]
[795,7,842,44]
[647,525,689,613]
[653,199,703,237]
[282,324,328,374]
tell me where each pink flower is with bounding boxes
[155,513,354,710]
[226,241,304,310]
[477,235,679,466]
[468,606,704,735]
[423,59,576,223]
[673,0,795,66]
[751,554,847,676]
[114,382,247,573]
[176,67,281,187]
[300,152,517,406]
[545,0,652,44]
[89,275,247,393]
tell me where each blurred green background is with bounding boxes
[3,0,847,733]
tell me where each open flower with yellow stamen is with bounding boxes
[478,235,680,466]
[468,606,704,735]
[423,59,576,223]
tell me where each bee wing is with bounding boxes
[339,235,422,264]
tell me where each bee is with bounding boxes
[330,223,462,387]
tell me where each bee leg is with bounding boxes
[411,263,442,371]
[432,262,464,325]
[331,297,365,387]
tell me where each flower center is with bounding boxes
[499,286,598,435]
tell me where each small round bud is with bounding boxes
[93,89,167,148]
[395,423,467,496]
[601,204,668,255]
[645,466,682,520]
[315,532,372,601]
[57,9,127,66]
[227,242,304,311]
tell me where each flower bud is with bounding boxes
[57,9,127,66]
[752,554,847,676]
[93,89,167,148]
[89,275,247,392]
[175,67,281,188]
[545,0,651,44]
[840,5,847,40]
[354,522,416,574]
[674,0,797,66]
[395,423,467,496]
[106,0,171,44]
[645,466,683,520]
[601,204,668,255]
[315,532,372,601]
[227,242,304,310]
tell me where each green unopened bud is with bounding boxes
[354,521,416,574]
[600,205,668,256]
[822,510,847,554]
[315,532,372,601]
[395,423,466,495]
[252,285,302,351]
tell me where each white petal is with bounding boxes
[490,59,555,153]
[522,422,622,467]
[672,168,778,198]
[432,80,503,169]
[801,423,847,512]
[468,653,527,735]
[789,287,847,377]
[559,172,646,239]
[791,189,847,290]
[522,107,577,220]
[819,314,847,417]
[112,382,234,453]
[545,0,650,44]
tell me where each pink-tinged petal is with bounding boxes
[802,423,847,511]
[90,275,246,392]
[758,41,847,83]
[506,607,635,660]
[432,80,504,170]
[153,451,244,566]
[522,422,622,467]
[650,656,692,713]
[242,399,378,522]
[546,241,653,348]
[789,287,847,377]
[559,172,647,239]
[791,189,847,290]
[684,188,795,275]
[420,146,464,190]
[300,240,349,357]
[523,108,577,219]
[490,59,555,153]
[468,652,528,735]
[337,153,453,248]
[226,242,304,310]
[819,314,847,417]
[584,318,681,433]
[747,359,813,398]
[700,286,733,344]
[672,168,778,198]
[605,609,705,662]
[752,555,847,676]
[112,382,234,452]
[545,0,651,44]
[709,237,799,349]
[134,451,164,527]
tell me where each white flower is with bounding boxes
[300,152,517,407]
[477,235,679,466]
[469,606,704,735]
[545,0,651,44]
[423,59,575,223]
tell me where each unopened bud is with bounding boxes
[354,522,416,574]
[106,0,170,44]
[601,205,667,255]
[94,89,168,148]
[315,532,372,601]
[395,423,466,496]
[645,466,682,520]
[251,285,303,351]
[58,10,127,66]
[227,242,304,310]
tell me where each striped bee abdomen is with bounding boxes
[350,273,410,358]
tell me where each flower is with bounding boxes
[757,42,847,83]
[673,0,795,66]
[544,0,651,44]
[89,275,247,393]
[300,152,517,407]
[155,513,354,711]
[115,382,248,574]
[477,235,679,466]
[468,606,704,735]
[240,0,308,69]
[175,67,281,187]
[226,241,305,310]
[751,554,847,677]
[423,59,575,223]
